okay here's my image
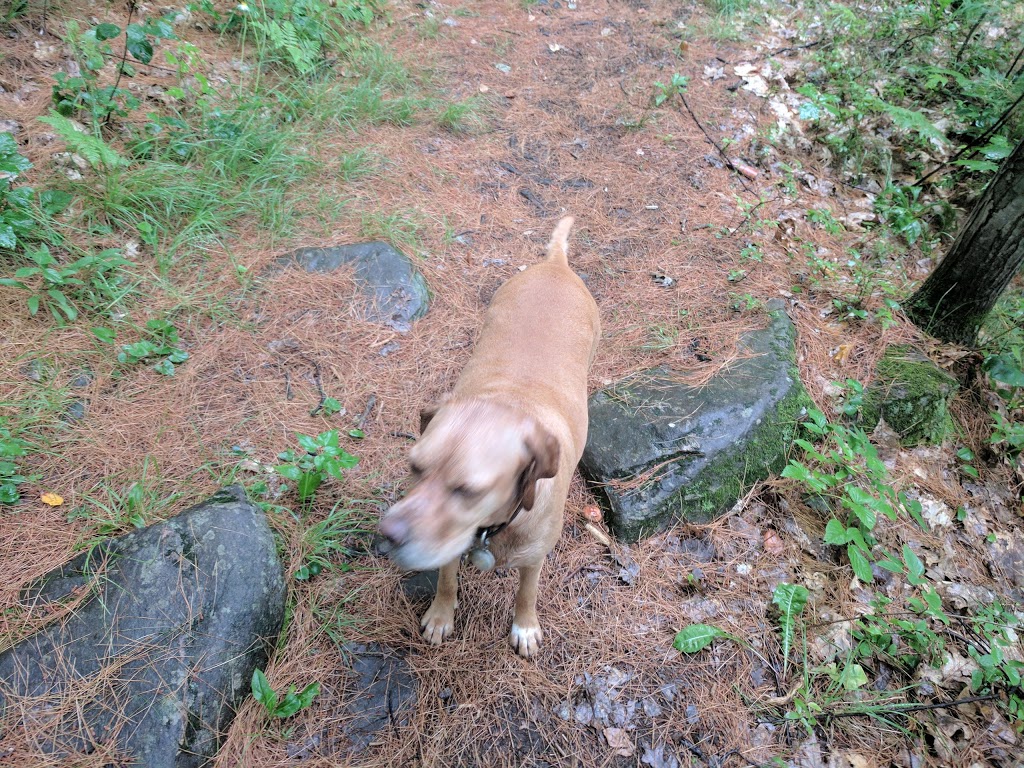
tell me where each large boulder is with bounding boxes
[581,301,812,542]
[268,241,430,332]
[0,485,286,767]
[860,344,957,446]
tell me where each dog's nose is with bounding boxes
[379,515,409,548]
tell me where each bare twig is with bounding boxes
[103,1,137,128]
[954,13,986,64]
[915,90,1024,186]
[354,395,377,430]
[823,693,1000,720]
[301,355,327,416]
[678,94,756,196]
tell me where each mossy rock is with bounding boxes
[581,300,813,542]
[860,345,958,446]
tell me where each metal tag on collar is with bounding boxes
[468,530,496,571]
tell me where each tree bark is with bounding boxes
[904,139,1024,347]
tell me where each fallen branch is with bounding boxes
[678,94,755,195]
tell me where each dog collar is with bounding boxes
[467,488,526,572]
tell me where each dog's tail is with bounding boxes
[546,216,574,265]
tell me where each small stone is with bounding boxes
[62,400,87,423]
[401,570,437,602]
[685,703,699,724]
[495,63,511,74]
[378,341,401,357]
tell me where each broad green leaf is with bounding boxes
[876,557,903,574]
[126,24,154,64]
[673,624,728,653]
[274,690,303,718]
[848,545,873,583]
[296,433,319,453]
[824,518,848,545]
[838,662,868,691]
[296,471,322,502]
[799,101,821,121]
[152,358,176,376]
[39,189,72,215]
[983,353,1024,388]
[295,681,320,708]
[954,158,999,173]
[94,23,122,41]
[979,134,1012,160]
[0,224,16,250]
[251,669,277,711]
[274,464,303,482]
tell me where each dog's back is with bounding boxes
[452,217,600,455]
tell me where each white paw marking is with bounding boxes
[510,622,543,658]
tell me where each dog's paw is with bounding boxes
[509,622,543,658]
[421,604,455,646]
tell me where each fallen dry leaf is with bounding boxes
[41,492,64,507]
[833,344,853,364]
[585,522,611,547]
[603,727,634,757]
[763,529,785,555]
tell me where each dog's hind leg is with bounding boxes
[510,561,544,658]
[421,557,460,645]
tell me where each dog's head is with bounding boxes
[379,399,559,571]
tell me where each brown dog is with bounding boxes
[379,216,600,657]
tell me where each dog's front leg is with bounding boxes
[421,558,460,645]
[510,562,544,658]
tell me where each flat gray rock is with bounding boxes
[0,485,286,767]
[269,242,430,332]
[581,301,812,542]
[341,642,417,754]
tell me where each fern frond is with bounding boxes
[38,113,128,171]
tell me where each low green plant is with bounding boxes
[782,409,926,583]
[232,0,380,75]
[114,318,189,375]
[69,459,182,539]
[0,424,32,505]
[836,378,865,418]
[436,96,487,134]
[967,602,1024,724]
[274,430,359,503]
[806,206,843,235]
[359,210,423,252]
[0,244,132,323]
[52,16,177,129]
[251,668,320,719]
[653,73,689,107]
[873,185,952,247]
[772,583,809,676]
[39,113,129,172]
[0,133,72,253]
[293,502,363,580]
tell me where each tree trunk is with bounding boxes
[904,139,1024,347]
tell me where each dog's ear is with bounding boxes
[419,394,451,435]
[419,404,439,436]
[520,423,560,510]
